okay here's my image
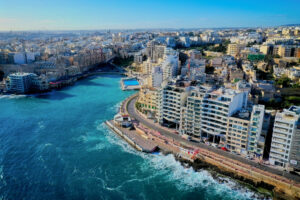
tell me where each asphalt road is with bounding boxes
[127,96,300,183]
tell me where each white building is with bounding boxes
[6,73,34,93]
[6,72,49,94]
[248,105,265,156]
[151,66,163,88]
[269,107,300,168]
[181,86,248,143]
[161,55,179,81]
[159,83,190,129]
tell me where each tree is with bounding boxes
[275,76,292,87]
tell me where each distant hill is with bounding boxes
[281,24,300,27]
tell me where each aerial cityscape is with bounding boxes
[1,0,300,200]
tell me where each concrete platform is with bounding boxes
[105,120,157,153]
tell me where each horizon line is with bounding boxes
[1,24,299,33]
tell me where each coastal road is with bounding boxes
[127,96,300,183]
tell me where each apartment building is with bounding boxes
[226,111,251,153]
[181,86,207,141]
[289,126,300,171]
[227,43,241,57]
[137,87,159,118]
[6,72,49,94]
[180,85,248,143]
[159,83,190,129]
[6,72,33,93]
[150,66,163,88]
[225,105,265,157]
[269,106,300,168]
[247,105,265,156]
[161,55,179,81]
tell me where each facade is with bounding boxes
[269,107,300,168]
[278,45,292,57]
[6,72,49,94]
[227,43,240,57]
[6,73,34,93]
[289,126,300,171]
[161,55,179,81]
[13,53,26,64]
[159,84,190,129]
[138,87,159,118]
[247,105,265,156]
[151,66,163,88]
[180,86,249,143]
[181,86,207,141]
[227,112,250,154]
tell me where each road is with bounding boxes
[127,96,300,183]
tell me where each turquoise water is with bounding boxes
[123,79,139,86]
[0,74,263,200]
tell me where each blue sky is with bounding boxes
[0,0,299,30]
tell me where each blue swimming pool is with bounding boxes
[123,79,139,86]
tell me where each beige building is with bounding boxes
[137,87,159,118]
[227,43,241,57]
[278,45,292,57]
[226,112,250,153]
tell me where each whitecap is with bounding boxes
[0,94,27,99]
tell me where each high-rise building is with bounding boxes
[180,86,248,143]
[159,84,190,129]
[6,72,49,94]
[151,66,163,88]
[161,55,179,81]
[247,105,265,156]
[269,107,300,168]
[6,73,34,93]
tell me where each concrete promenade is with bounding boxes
[105,120,157,153]
[124,95,300,199]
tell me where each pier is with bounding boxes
[105,120,157,153]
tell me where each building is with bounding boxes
[6,72,49,94]
[159,83,190,129]
[161,55,179,81]
[269,107,300,168]
[247,105,265,157]
[181,86,207,141]
[134,53,143,64]
[181,86,248,143]
[296,48,300,58]
[278,45,292,57]
[137,87,159,118]
[227,43,240,57]
[150,66,163,88]
[13,53,26,64]
[226,111,251,154]
[6,73,34,93]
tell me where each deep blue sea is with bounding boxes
[0,74,264,200]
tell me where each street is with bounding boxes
[127,96,300,183]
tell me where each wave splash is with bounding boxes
[98,120,268,200]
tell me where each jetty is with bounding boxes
[105,120,157,153]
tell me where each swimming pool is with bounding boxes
[123,79,139,86]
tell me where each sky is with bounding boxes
[0,0,299,31]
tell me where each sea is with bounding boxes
[0,74,268,200]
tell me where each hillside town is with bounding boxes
[1,26,300,173]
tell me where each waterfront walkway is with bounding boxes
[126,95,300,184]
[106,120,157,153]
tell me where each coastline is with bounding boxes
[105,93,300,200]
[1,63,126,96]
